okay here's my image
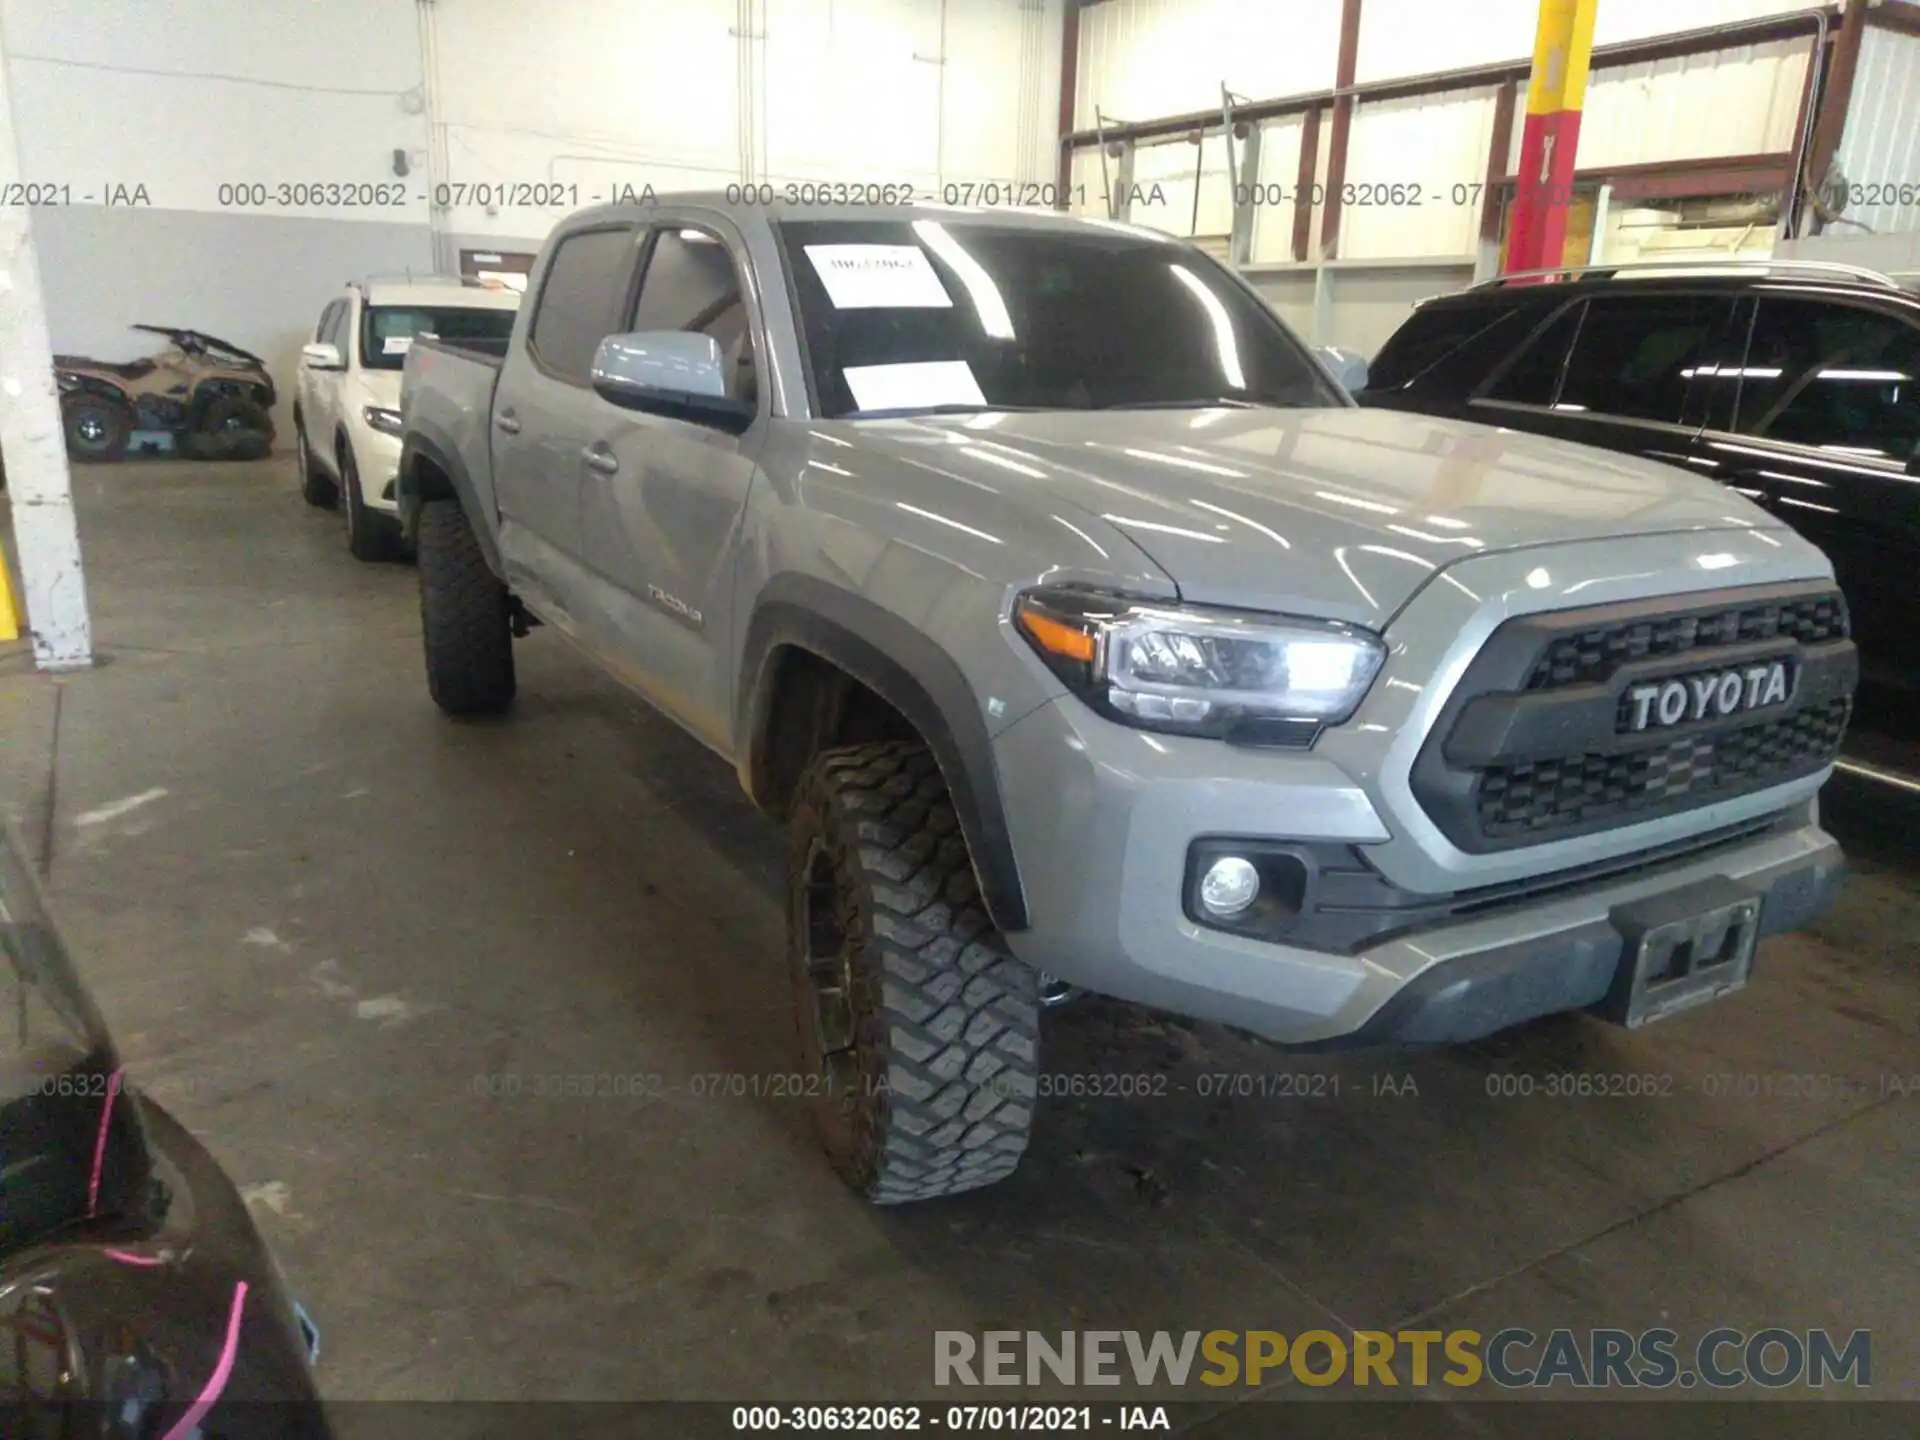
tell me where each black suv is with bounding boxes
[1355,262,1920,690]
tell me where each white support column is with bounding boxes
[1589,183,1613,264]
[1311,261,1334,346]
[0,11,92,670]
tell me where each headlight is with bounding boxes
[1013,587,1385,743]
[362,405,404,437]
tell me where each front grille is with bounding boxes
[1479,696,1851,840]
[1527,593,1849,691]
[1410,582,1858,852]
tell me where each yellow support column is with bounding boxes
[0,530,19,641]
[1505,0,1600,273]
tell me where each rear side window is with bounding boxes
[1735,299,1920,461]
[1555,293,1729,423]
[630,229,757,406]
[529,226,637,382]
[1483,303,1581,406]
[1367,304,1524,391]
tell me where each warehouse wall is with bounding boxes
[1073,0,1342,129]
[3,0,433,432]
[1355,0,1817,81]
[426,0,1062,246]
[3,0,1060,436]
[1550,38,1810,171]
[1072,0,1849,352]
[1827,21,1920,238]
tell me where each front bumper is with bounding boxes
[347,421,403,514]
[994,697,1843,1047]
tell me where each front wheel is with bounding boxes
[296,419,337,508]
[61,394,131,462]
[416,499,516,715]
[341,445,402,562]
[788,741,1040,1204]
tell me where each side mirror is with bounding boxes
[590,331,754,433]
[301,342,343,370]
[1314,346,1370,395]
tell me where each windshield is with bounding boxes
[0,825,154,1259]
[361,304,517,370]
[775,217,1342,419]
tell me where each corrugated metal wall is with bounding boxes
[1833,25,1920,238]
[1073,0,1342,129]
[1078,3,1819,268]
[1356,0,1820,82]
[1340,89,1503,261]
[1575,39,1810,169]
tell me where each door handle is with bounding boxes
[581,446,619,476]
[495,412,522,435]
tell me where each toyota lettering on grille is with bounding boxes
[1623,661,1793,733]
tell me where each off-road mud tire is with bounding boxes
[417,498,516,715]
[788,741,1040,1204]
[61,394,131,462]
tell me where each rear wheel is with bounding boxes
[417,498,515,715]
[189,395,272,461]
[61,394,131,462]
[788,740,1040,1204]
[341,444,402,562]
[296,418,336,507]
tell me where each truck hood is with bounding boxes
[853,407,1791,628]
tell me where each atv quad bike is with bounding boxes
[55,324,276,462]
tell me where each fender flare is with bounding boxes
[737,576,1030,933]
[61,377,131,409]
[397,428,503,576]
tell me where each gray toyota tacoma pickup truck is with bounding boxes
[398,196,1856,1204]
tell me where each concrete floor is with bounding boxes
[1,458,1915,1431]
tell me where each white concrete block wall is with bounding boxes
[3,0,433,220]
[0,0,1063,434]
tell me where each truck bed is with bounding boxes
[411,332,509,365]
[399,333,506,531]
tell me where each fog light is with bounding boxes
[1199,856,1260,918]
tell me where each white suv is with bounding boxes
[295,277,519,560]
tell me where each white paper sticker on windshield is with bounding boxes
[842,361,986,413]
[804,245,953,310]
[382,335,413,355]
